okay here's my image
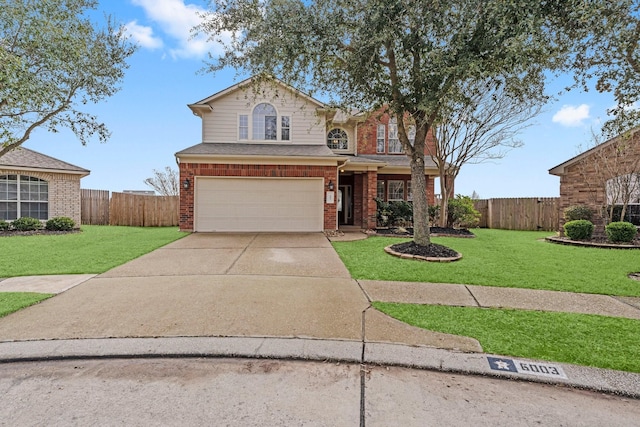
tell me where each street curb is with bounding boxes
[1,337,638,399]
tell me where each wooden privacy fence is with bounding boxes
[81,190,179,227]
[81,189,110,225]
[473,197,560,231]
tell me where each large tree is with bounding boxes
[431,81,543,227]
[559,0,640,137]
[197,0,576,246]
[0,0,136,157]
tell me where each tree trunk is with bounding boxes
[411,154,431,246]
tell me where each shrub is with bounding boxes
[0,220,9,231]
[563,219,594,240]
[375,198,413,227]
[46,216,76,231]
[11,216,43,231]
[564,205,593,221]
[605,221,638,243]
[428,205,440,225]
[388,201,413,226]
[446,195,480,228]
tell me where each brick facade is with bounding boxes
[553,131,640,235]
[0,169,83,226]
[179,163,338,232]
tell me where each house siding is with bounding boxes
[200,85,327,145]
[555,131,640,235]
[179,163,338,231]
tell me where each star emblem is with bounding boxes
[494,360,511,370]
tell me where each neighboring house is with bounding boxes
[0,147,90,226]
[549,128,640,233]
[175,77,441,232]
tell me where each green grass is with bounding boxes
[0,225,188,277]
[0,292,53,317]
[332,229,640,296]
[373,302,640,373]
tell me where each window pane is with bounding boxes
[388,180,404,201]
[239,115,248,140]
[252,103,277,140]
[408,125,416,146]
[377,181,385,200]
[21,202,48,220]
[327,128,348,150]
[388,121,402,153]
[407,181,413,201]
[281,116,290,141]
[0,201,18,220]
[265,115,277,140]
[0,175,17,200]
[376,125,385,153]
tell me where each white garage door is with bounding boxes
[195,177,324,232]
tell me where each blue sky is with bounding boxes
[24,0,621,198]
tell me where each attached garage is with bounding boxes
[195,177,324,232]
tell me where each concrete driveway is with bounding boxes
[0,233,361,340]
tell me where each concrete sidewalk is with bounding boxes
[1,232,640,398]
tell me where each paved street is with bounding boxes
[2,358,639,426]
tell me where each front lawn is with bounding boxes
[332,229,640,296]
[0,225,188,277]
[374,302,640,373]
[0,292,53,317]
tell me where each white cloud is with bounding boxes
[124,20,163,50]
[131,0,222,59]
[552,104,591,127]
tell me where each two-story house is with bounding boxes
[175,77,440,232]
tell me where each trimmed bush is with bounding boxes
[605,221,638,243]
[0,220,9,231]
[563,219,594,240]
[46,216,76,231]
[11,217,43,231]
[447,195,480,228]
[564,205,593,222]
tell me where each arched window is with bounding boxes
[252,103,278,140]
[0,174,48,220]
[327,128,348,150]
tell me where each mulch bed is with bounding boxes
[375,227,475,237]
[388,241,460,259]
[0,229,81,237]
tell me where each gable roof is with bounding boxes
[189,75,327,112]
[0,147,90,176]
[549,128,639,176]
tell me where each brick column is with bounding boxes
[363,170,378,229]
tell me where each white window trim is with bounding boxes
[377,124,386,153]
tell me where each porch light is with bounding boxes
[183,178,190,189]
[328,180,334,191]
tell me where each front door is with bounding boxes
[338,185,352,225]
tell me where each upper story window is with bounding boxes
[239,115,249,140]
[388,117,402,153]
[253,103,277,140]
[281,116,290,141]
[243,103,290,142]
[408,125,416,146]
[327,128,348,150]
[376,124,386,153]
[0,174,48,221]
